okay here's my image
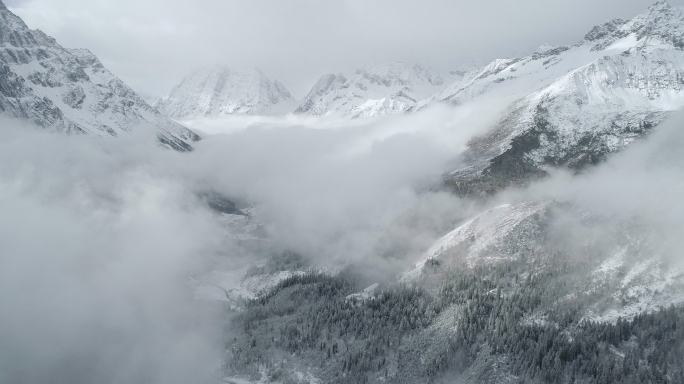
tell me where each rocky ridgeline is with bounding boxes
[0,1,199,150]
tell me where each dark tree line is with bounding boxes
[433,266,684,383]
[228,265,684,384]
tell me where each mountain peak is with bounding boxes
[203,65,263,78]
[649,0,674,13]
[355,61,445,87]
[632,0,684,43]
[584,0,684,47]
[0,3,199,150]
[296,62,446,118]
[157,66,294,118]
[643,0,681,22]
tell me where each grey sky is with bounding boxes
[5,0,678,98]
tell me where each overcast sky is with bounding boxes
[5,0,679,98]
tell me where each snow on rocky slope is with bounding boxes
[404,202,549,276]
[295,62,447,118]
[156,67,295,119]
[441,0,684,194]
[401,0,684,324]
[0,1,199,150]
[405,201,684,322]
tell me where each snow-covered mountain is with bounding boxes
[156,67,294,119]
[0,1,199,150]
[405,201,684,322]
[296,62,447,118]
[227,199,684,384]
[440,0,684,194]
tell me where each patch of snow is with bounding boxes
[593,247,627,279]
[404,202,547,281]
[193,267,307,309]
[345,283,380,304]
[605,33,640,51]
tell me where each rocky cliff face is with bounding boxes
[0,2,199,150]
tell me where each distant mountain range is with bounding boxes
[294,62,450,118]
[157,0,684,166]
[157,62,453,120]
[5,0,684,164]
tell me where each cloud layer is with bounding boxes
[0,122,225,384]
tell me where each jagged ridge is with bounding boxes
[296,62,447,118]
[0,3,199,150]
[442,0,684,194]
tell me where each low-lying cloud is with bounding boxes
[494,109,684,269]
[179,105,506,273]
[0,104,493,382]
[0,121,225,384]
